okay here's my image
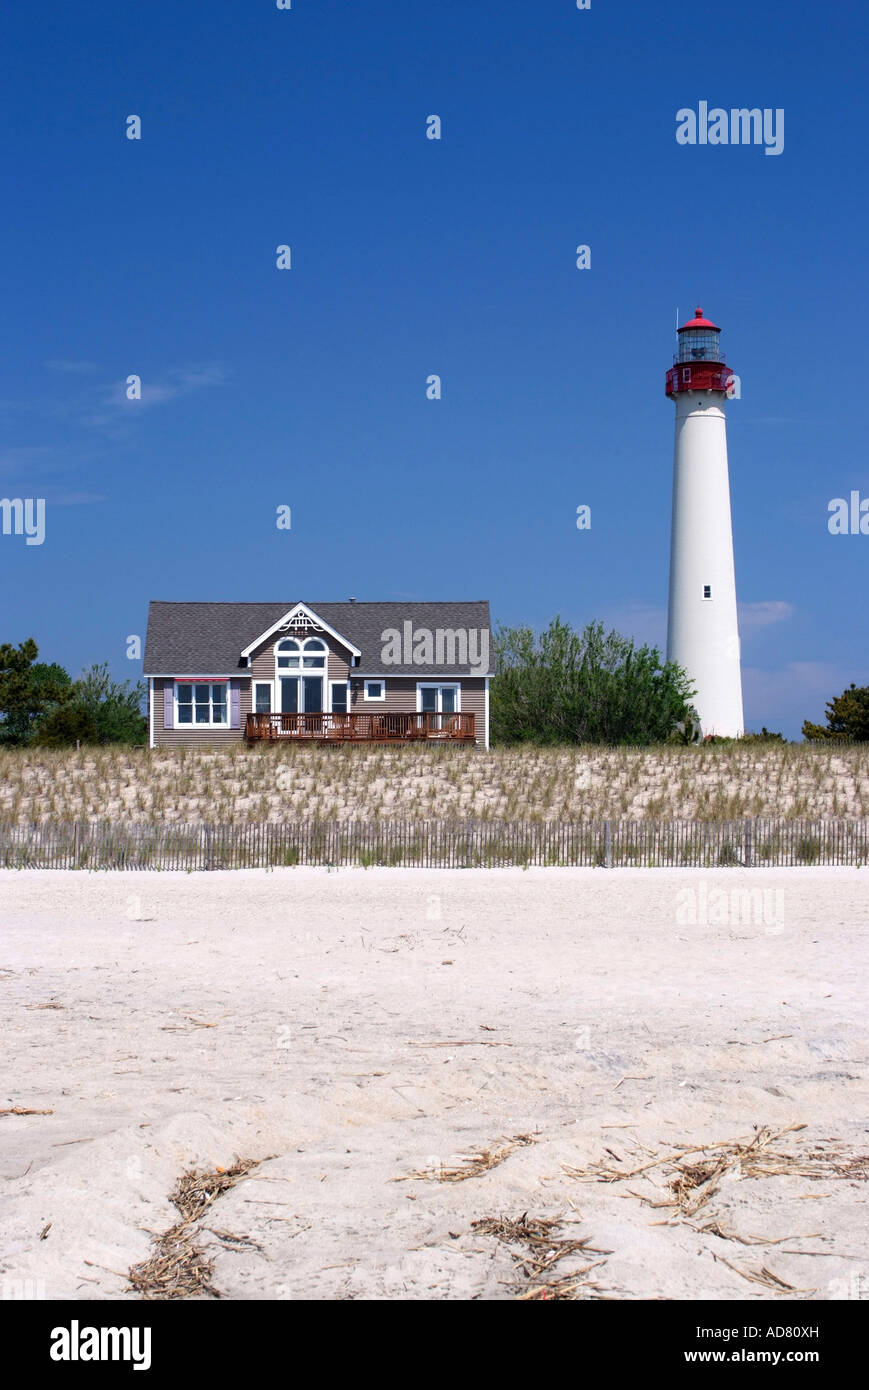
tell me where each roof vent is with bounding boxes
[349,596,356,603]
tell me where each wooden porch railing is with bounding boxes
[245,711,476,743]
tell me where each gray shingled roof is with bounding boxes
[144,601,493,676]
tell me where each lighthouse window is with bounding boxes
[677,330,721,364]
[703,584,712,599]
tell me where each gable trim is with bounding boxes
[239,603,362,661]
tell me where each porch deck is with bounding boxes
[245,711,476,744]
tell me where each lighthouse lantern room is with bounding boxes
[665,307,733,396]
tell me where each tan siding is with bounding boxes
[455,679,486,746]
[153,678,249,747]
[250,647,274,682]
[351,676,486,746]
[327,648,351,684]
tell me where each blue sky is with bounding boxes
[2,0,867,738]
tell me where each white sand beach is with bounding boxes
[1,867,867,1301]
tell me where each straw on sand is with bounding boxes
[471,1212,611,1300]
[128,1158,263,1300]
[563,1123,868,1218]
[394,1134,536,1183]
[562,1122,866,1293]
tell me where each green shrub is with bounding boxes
[35,705,98,747]
[491,618,696,747]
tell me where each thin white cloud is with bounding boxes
[85,365,226,427]
[731,416,805,426]
[596,600,793,647]
[0,446,69,477]
[0,448,109,491]
[744,661,844,701]
[0,365,226,448]
[743,661,868,734]
[738,600,795,633]
[46,359,101,374]
[597,600,667,649]
[44,491,108,506]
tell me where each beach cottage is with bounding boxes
[143,599,492,748]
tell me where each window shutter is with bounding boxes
[163,681,174,729]
[230,680,241,728]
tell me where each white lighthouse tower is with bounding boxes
[665,307,744,738]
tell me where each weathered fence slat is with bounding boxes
[0,818,867,871]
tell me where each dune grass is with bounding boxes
[0,741,867,826]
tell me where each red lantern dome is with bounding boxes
[678,307,720,332]
[666,306,732,397]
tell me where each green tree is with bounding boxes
[0,640,72,744]
[34,704,99,748]
[802,684,869,742]
[33,662,146,746]
[78,663,147,743]
[490,617,696,746]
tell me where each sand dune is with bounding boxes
[2,742,868,824]
[1,867,867,1301]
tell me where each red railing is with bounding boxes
[665,363,733,396]
[245,711,476,743]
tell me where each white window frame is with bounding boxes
[275,636,328,678]
[483,676,489,750]
[174,680,230,728]
[330,680,350,713]
[364,679,386,701]
[275,637,327,713]
[416,682,461,713]
[253,680,274,713]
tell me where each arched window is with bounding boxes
[301,638,326,669]
[276,636,326,673]
[275,636,327,717]
[276,638,301,670]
